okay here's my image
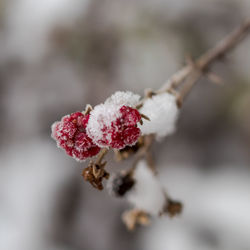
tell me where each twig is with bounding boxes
[96,148,108,167]
[157,19,250,100]
[131,134,156,174]
[82,148,109,190]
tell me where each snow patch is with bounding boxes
[126,160,166,216]
[105,91,141,107]
[139,92,179,139]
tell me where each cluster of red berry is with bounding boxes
[52,105,141,161]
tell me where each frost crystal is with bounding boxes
[138,92,179,139]
[126,160,166,216]
[105,91,141,107]
[87,104,141,149]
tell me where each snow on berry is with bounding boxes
[126,160,166,216]
[51,112,101,161]
[87,104,141,149]
[138,92,179,139]
[105,91,141,107]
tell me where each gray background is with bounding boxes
[0,1,250,249]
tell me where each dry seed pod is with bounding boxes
[108,171,135,197]
[82,162,109,190]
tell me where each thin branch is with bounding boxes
[197,19,250,69]
[96,148,108,167]
[157,19,250,100]
[131,134,156,174]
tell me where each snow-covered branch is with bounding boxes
[51,19,250,230]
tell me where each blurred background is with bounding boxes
[0,0,250,250]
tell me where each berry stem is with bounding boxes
[131,135,156,174]
[96,148,109,167]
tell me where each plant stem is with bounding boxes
[96,148,108,166]
[159,20,250,101]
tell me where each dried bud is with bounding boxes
[109,171,135,197]
[82,162,109,190]
[166,199,182,217]
[122,209,150,231]
[161,198,183,217]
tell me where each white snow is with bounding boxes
[86,103,122,147]
[126,160,166,216]
[138,92,179,139]
[105,91,141,107]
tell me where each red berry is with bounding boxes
[123,126,141,145]
[110,106,141,149]
[52,112,100,161]
[120,106,141,126]
[87,105,142,149]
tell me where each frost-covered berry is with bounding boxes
[87,104,141,149]
[138,92,179,139]
[51,112,101,161]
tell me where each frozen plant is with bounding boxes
[52,91,144,158]
[51,20,250,229]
